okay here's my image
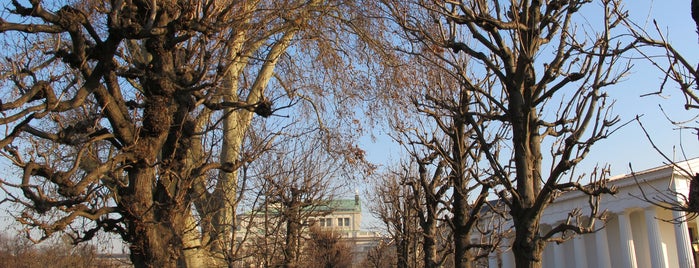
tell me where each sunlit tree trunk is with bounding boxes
[182,3,302,266]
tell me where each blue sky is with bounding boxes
[358,1,699,181]
[595,1,699,173]
[353,1,699,231]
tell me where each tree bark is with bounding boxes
[511,210,545,268]
[422,218,438,268]
[122,15,191,266]
[284,210,301,268]
[453,189,473,268]
[396,239,409,268]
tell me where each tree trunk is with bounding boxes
[182,215,207,268]
[453,193,473,268]
[129,228,177,268]
[396,239,409,268]
[422,220,438,268]
[122,163,185,268]
[511,209,544,268]
[127,214,185,268]
[123,23,190,267]
[283,189,302,268]
[509,71,545,268]
[284,218,301,268]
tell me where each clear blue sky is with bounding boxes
[359,1,699,181]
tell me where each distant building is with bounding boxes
[489,159,699,268]
[313,194,364,231]
[235,193,383,267]
[312,194,386,265]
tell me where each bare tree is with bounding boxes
[304,226,354,268]
[233,131,350,268]
[395,136,486,268]
[0,233,109,268]
[177,1,337,266]
[262,137,347,268]
[0,1,378,267]
[184,0,389,264]
[379,54,506,268]
[0,1,250,266]
[378,1,628,267]
[369,167,422,268]
[408,152,451,268]
[363,239,397,268]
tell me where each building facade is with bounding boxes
[235,194,383,267]
[490,159,699,268]
[311,194,385,265]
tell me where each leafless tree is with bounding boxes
[232,131,350,268]
[398,135,492,268]
[303,226,354,268]
[378,1,628,267]
[369,166,423,268]
[407,152,452,268]
[377,52,507,268]
[262,136,346,268]
[0,233,111,268]
[0,1,380,267]
[363,239,396,268]
[419,68,506,268]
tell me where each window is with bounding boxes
[326,218,332,227]
[319,218,325,227]
[336,217,351,227]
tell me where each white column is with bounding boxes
[645,207,668,268]
[618,211,638,268]
[573,235,588,268]
[552,241,565,268]
[595,225,612,268]
[672,210,694,268]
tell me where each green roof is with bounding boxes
[316,198,361,213]
[242,197,361,216]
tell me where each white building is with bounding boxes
[311,194,385,265]
[491,159,699,268]
[235,194,383,267]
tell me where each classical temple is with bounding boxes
[490,158,699,268]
